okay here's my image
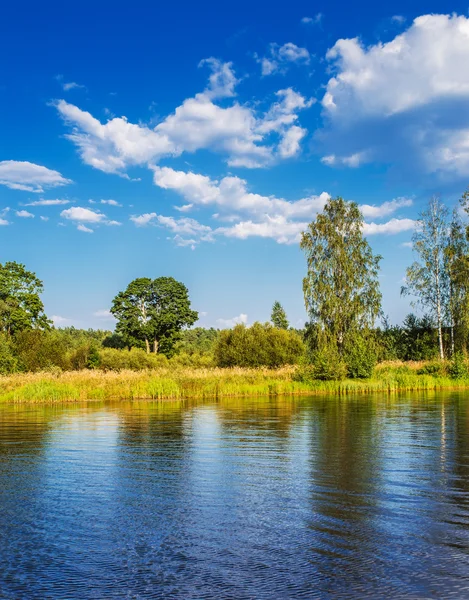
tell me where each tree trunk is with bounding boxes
[153,338,158,354]
[145,338,150,354]
[450,321,455,357]
[435,261,445,360]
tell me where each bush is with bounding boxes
[98,348,168,371]
[344,336,377,379]
[308,343,347,381]
[13,330,70,372]
[449,352,468,379]
[0,336,18,374]
[214,322,305,368]
[417,361,446,376]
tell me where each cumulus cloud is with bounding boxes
[302,14,323,25]
[77,224,93,233]
[216,313,248,328]
[61,206,106,223]
[0,161,72,193]
[256,42,311,76]
[55,61,312,171]
[319,13,469,180]
[100,199,121,206]
[148,166,415,245]
[16,210,34,218]
[40,216,49,221]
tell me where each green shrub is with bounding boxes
[308,343,347,381]
[344,336,377,379]
[449,352,468,379]
[13,330,70,372]
[0,336,18,374]
[98,348,168,371]
[86,345,101,369]
[215,322,305,368]
[417,362,446,376]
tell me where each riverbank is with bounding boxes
[1,362,469,402]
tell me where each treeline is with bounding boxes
[2,188,469,379]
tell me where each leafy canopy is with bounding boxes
[0,262,50,336]
[300,197,382,350]
[111,277,198,355]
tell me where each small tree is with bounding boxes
[111,277,198,356]
[271,301,289,329]
[402,197,449,359]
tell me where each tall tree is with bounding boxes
[300,197,382,352]
[445,208,469,354]
[401,197,449,359]
[111,277,198,355]
[271,301,289,329]
[0,262,50,337]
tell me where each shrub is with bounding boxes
[0,336,18,374]
[344,336,377,379]
[98,348,168,371]
[214,322,305,368]
[308,343,347,381]
[449,352,468,379]
[417,362,446,376]
[13,330,70,372]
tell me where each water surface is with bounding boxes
[1,393,469,598]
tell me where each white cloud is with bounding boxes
[256,43,311,76]
[360,197,413,219]
[302,14,323,25]
[40,216,49,221]
[216,313,248,328]
[24,199,70,206]
[16,210,34,218]
[0,161,72,193]
[61,206,106,223]
[391,15,406,24]
[150,166,414,245]
[0,219,9,226]
[320,14,469,179]
[100,199,121,206]
[55,61,312,172]
[93,309,115,319]
[401,241,413,248]
[77,224,93,233]
[56,74,86,92]
[52,315,72,326]
[362,218,415,235]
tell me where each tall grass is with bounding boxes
[0,361,469,403]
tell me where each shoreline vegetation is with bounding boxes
[2,361,469,403]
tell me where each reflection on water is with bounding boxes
[1,394,469,598]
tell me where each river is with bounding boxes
[1,393,469,598]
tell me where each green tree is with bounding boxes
[402,197,449,359]
[271,301,289,329]
[300,197,382,354]
[0,262,50,337]
[110,277,198,355]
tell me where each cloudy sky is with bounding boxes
[1,1,469,328]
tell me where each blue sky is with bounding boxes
[1,1,469,329]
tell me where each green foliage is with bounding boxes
[449,352,468,379]
[98,348,169,371]
[0,262,50,336]
[102,332,127,349]
[215,322,304,368]
[344,336,377,379]
[307,342,347,381]
[0,335,18,374]
[86,345,101,369]
[271,301,289,329]
[301,197,382,352]
[416,362,446,376]
[111,277,198,356]
[12,330,70,372]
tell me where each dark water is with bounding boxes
[1,394,469,599]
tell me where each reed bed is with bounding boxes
[1,362,469,403]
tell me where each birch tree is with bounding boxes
[300,197,382,353]
[401,197,449,359]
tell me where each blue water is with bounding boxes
[1,393,469,598]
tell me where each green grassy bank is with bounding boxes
[1,362,469,403]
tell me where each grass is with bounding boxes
[1,361,469,403]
